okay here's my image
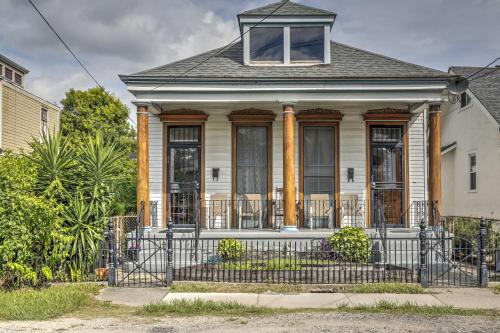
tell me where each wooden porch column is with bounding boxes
[136,104,150,226]
[282,104,297,228]
[428,104,442,224]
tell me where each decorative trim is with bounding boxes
[159,109,208,122]
[296,109,343,121]
[363,108,412,121]
[429,104,441,112]
[227,109,276,122]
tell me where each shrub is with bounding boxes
[217,239,244,260]
[327,227,372,263]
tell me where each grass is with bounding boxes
[0,284,102,321]
[168,282,428,294]
[219,258,336,271]
[140,299,500,318]
[338,300,500,317]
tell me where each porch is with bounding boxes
[135,102,442,232]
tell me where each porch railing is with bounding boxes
[199,199,370,230]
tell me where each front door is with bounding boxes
[370,125,406,227]
[167,126,201,226]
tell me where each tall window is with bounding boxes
[236,127,268,197]
[4,67,12,80]
[290,27,324,62]
[250,27,284,62]
[41,108,48,135]
[468,153,477,191]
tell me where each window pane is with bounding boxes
[290,27,324,62]
[236,127,267,195]
[4,68,12,80]
[469,154,476,172]
[470,172,476,191]
[250,27,283,62]
[303,126,334,196]
[14,73,22,85]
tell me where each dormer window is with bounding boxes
[290,27,324,62]
[250,27,284,62]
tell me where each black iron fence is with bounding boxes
[107,214,493,288]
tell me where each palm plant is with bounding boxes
[29,131,75,199]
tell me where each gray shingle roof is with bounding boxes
[123,41,450,81]
[239,1,336,17]
[450,66,500,125]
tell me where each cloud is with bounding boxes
[1,0,499,127]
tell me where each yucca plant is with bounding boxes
[62,193,103,276]
[29,130,75,199]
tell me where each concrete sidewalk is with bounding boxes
[97,287,500,310]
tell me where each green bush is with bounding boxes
[217,239,244,260]
[327,227,372,263]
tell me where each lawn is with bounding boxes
[168,282,428,294]
[220,258,336,271]
[0,284,102,320]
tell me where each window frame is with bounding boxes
[41,107,48,136]
[459,92,472,111]
[4,67,13,80]
[467,152,477,192]
[244,23,330,66]
[14,72,22,85]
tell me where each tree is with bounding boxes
[60,87,137,215]
[60,87,135,154]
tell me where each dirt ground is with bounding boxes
[1,313,499,333]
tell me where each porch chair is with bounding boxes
[341,194,364,227]
[308,194,334,229]
[238,193,263,229]
[207,193,230,229]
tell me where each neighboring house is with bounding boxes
[120,1,459,231]
[0,53,60,153]
[441,66,500,219]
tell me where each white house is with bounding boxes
[120,1,459,232]
[441,66,500,219]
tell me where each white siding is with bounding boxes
[408,113,426,209]
[147,108,427,227]
[148,114,163,227]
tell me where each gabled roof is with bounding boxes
[0,53,29,74]
[121,41,451,83]
[239,0,336,17]
[450,66,500,125]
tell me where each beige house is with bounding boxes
[0,53,60,153]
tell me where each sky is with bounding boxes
[1,0,499,127]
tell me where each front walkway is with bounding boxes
[97,287,500,310]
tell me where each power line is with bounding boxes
[27,0,137,126]
[465,56,500,80]
[151,0,290,90]
[27,0,102,88]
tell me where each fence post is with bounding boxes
[108,217,116,287]
[479,218,489,288]
[166,216,173,287]
[419,218,428,288]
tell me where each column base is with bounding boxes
[280,226,299,232]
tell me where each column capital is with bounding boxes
[429,104,441,112]
[132,101,151,108]
[279,101,298,107]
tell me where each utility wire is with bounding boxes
[27,0,102,88]
[27,0,137,126]
[151,0,290,90]
[465,56,500,80]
